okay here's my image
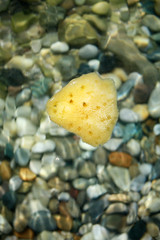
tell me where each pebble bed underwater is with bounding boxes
[1,0,160,240]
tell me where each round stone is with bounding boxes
[88,59,100,71]
[79,44,99,60]
[92,1,110,15]
[14,147,30,166]
[51,41,69,53]
[126,139,141,156]
[119,108,139,122]
[108,152,132,168]
[132,104,149,121]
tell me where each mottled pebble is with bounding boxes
[109,152,132,168]
[14,147,30,166]
[31,140,55,153]
[0,214,12,234]
[132,104,149,121]
[79,44,99,60]
[9,176,22,191]
[19,168,36,181]
[78,161,96,178]
[86,184,107,199]
[103,138,123,151]
[28,210,56,233]
[51,41,69,53]
[54,215,73,231]
[13,204,30,232]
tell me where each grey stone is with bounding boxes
[130,174,146,192]
[142,14,160,32]
[126,139,141,156]
[14,147,30,166]
[15,106,31,118]
[72,178,89,190]
[37,230,57,240]
[29,159,41,175]
[126,202,137,225]
[107,35,159,89]
[5,96,16,119]
[107,165,130,191]
[148,82,160,118]
[58,166,78,181]
[0,214,12,234]
[79,44,99,59]
[28,210,56,232]
[119,108,139,122]
[87,184,107,199]
[9,176,22,191]
[103,138,123,151]
[78,161,96,178]
[30,39,42,53]
[92,224,109,240]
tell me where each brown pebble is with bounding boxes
[59,202,69,216]
[147,222,159,237]
[133,83,150,104]
[0,161,12,180]
[14,228,34,239]
[54,215,73,231]
[109,152,132,168]
[19,168,36,181]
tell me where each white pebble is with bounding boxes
[103,138,123,151]
[51,41,69,53]
[88,59,100,71]
[31,140,55,153]
[16,117,37,137]
[86,184,107,199]
[119,108,139,122]
[126,139,141,156]
[153,123,160,135]
[79,139,97,151]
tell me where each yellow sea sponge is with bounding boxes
[46,72,118,147]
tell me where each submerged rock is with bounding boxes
[148,82,160,118]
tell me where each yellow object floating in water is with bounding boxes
[46,72,118,147]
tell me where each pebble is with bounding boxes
[0,214,12,234]
[19,167,36,181]
[103,138,123,151]
[78,161,96,178]
[30,39,42,53]
[29,159,41,175]
[86,184,107,199]
[79,44,99,60]
[13,204,30,232]
[142,14,160,32]
[88,59,100,71]
[146,222,159,238]
[2,190,17,210]
[133,83,150,104]
[130,174,146,192]
[15,88,32,107]
[117,72,142,101]
[153,124,160,135]
[28,210,56,233]
[31,140,55,153]
[132,104,149,121]
[72,178,89,190]
[109,152,132,168]
[9,176,22,191]
[0,161,12,180]
[148,82,160,118]
[111,233,128,240]
[102,73,122,90]
[16,117,37,137]
[6,56,34,71]
[105,202,128,215]
[51,41,69,53]
[54,215,73,231]
[58,166,78,181]
[14,228,34,239]
[133,36,150,48]
[139,163,152,176]
[119,108,139,122]
[91,1,110,15]
[126,139,141,156]
[92,224,109,240]
[58,192,70,201]
[79,139,97,151]
[107,165,131,191]
[93,146,107,165]
[14,147,30,166]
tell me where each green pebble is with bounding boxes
[11,12,37,33]
[92,1,110,15]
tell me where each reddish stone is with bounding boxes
[109,152,132,168]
